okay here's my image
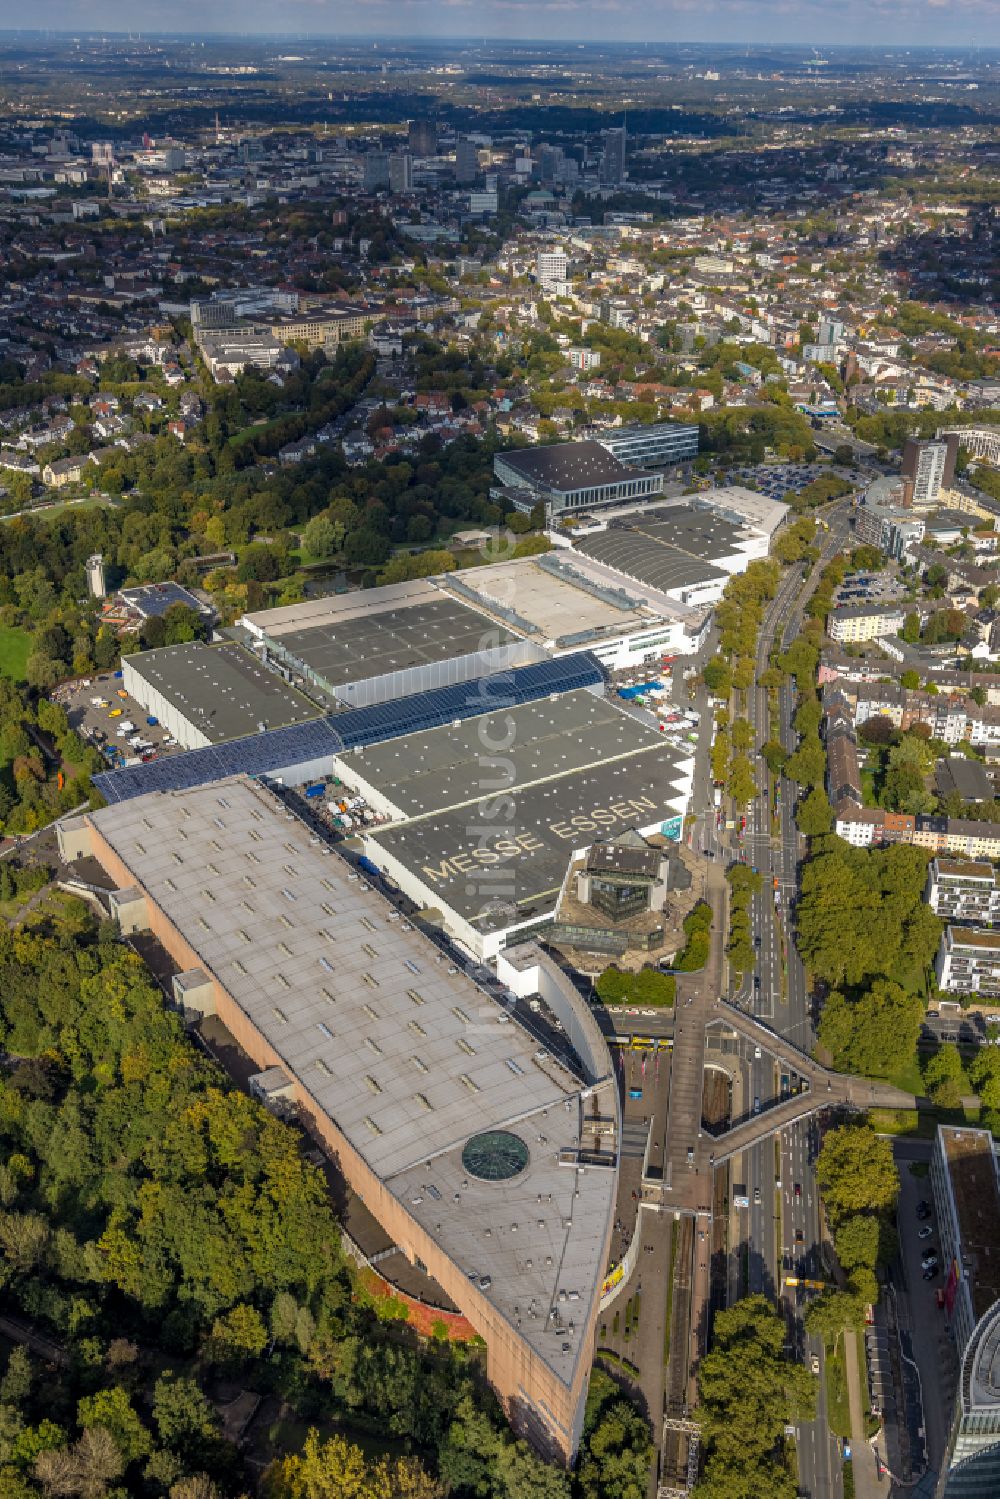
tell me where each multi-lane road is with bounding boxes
[738,505,855,1499]
[609,503,856,1497]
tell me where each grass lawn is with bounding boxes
[24,889,93,938]
[825,1332,852,1441]
[2,495,115,525]
[870,1103,981,1138]
[882,1054,926,1097]
[227,415,295,451]
[0,626,31,680]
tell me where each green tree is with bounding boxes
[594,967,675,1008]
[784,735,825,789]
[695,1295,814,1498]
[343,528,391,568]
[731,719,753,753]
[818,980,924,1078]
[302,514,343,560]
[793,699,823,739]
[575,1370,650,1499]
[702,657,732,698]
[77,1387,151,1466]
[796,787,832,837]
[711,730,731,786]
[762,740,787,776]
[834,1215,880,1273]
[727,754,758,808]
[923,1044,965,1109]
[152,1376,221,1459]
[0,1347,32,1408]
[970,1047,1000,1111]
[816,1124,899,1225]
[803,1289,866,1339]
[797,842,940,989]
[206,1303,269,1367]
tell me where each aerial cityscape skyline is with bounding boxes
[0,23,995,1499]
[4,15,1000,43]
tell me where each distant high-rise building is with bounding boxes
[818,318,846,346]
[363,152,391,192]
[901,434,959,508]
[389,152,413,194]
[599,126,626,188]
[468,191,498,216]
[455,136,480,184]
[407,119,437,155]
[536,249,569,291]
[537,144,564,185]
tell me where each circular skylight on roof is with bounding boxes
[461,1130,529,1183]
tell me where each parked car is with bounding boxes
[918,1224,933,1240]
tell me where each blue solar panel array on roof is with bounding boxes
[93,652,605,805]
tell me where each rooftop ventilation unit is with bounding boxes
[537,552,644,611]
[443,574,540,635]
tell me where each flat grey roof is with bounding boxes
[609,420,699,440]
[451,558,651,640]
[575,529,728,594]
[267,596,518,690]
[829,603,905,622]
[499,440,638,493]
[368,743,691,932]
[694,485,790,536]
[616,505,750,560]
[88,776,615,1388]
[349,689,666,820]
[242,579,440,637]
[126,641,319,743]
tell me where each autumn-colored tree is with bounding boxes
[265,1431,442,1499]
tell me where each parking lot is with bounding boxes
[833,571,907,608]
[728,463,829,498]
[876,1146,961,1486]
[53,670,184,771]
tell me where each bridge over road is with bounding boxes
[642,995,919,1207]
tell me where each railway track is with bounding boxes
[660,1217,696,1491]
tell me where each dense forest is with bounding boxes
[0,903,650,1498]
[0,332,542,707]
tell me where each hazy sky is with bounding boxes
[9,0,1000,47]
